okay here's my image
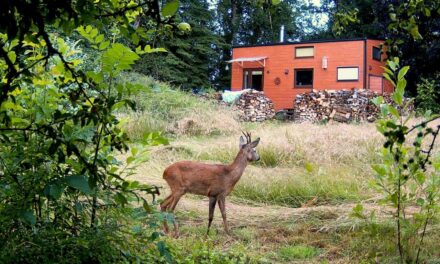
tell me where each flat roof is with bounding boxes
[232,38,385,49]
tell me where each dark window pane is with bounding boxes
[373,47,381,61]
[295,69,313,87]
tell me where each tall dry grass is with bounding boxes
[133,121,385,207]
[118,72,240,140]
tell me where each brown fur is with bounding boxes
[160,133,260,236]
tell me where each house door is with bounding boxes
[369,75,383,93]
[243,69,264,91]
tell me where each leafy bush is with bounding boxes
[358,58,440,263]
[0,13,173,262]
[416,75,440,114]
[0,205,175,264]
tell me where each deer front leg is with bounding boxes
[207,196,217,235]
[169,191,184,238]
[218,196,230,235]
[160,194,174,234]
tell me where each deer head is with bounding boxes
[239,131,260,162]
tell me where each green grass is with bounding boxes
[278,245,320,260]
[232,165,366,207]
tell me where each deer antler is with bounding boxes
[241,130,251,144]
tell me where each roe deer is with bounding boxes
[160,131,260,236]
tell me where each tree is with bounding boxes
[134,0,225,91]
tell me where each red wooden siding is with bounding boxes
[369,75,383,93]
[231,39,392,110]
[366,39,393,93]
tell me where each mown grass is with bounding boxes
[168,202,440,263]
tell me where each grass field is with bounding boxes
[122,75,440,263]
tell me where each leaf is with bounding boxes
[65,175,93,194]
[1,101,23,111]
[20,210,36,226]
[410,25,422,40]
[372,164,387,177]
[388,60,397,71]
[7,51,16,64]
[388,105,400,118]
[156,241,173,263]
[143,201,152,213]
[95,34,104,43]
[161,0,179,17]
[397,66,409,81]
[371,96,383,107]
[114,192,128,205]
[144,45,167,53]
[390,13,396,21]
[99,41,110,50]
[102,43,140,74]
[44,183,64,200]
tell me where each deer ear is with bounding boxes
[239,136,246,148]
[250,137,260,148]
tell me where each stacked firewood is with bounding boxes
[293,90,410,123]
[235,90,275,122]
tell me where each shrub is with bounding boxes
[416,75,440,114]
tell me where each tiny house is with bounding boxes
[229,38,392,110]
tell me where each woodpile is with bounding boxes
[293,90,411,123]
[235,90,275,122]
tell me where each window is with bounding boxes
[295,69,313,88]
[337,67,359,81]
[373,46,381,61]
[243,69,264,91]
[295,46,314,58]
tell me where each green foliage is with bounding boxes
[0,205,175,263]
[363,60,440,263]
[171,239,249,264]
[135,0,224,91]
[0,1,185,261]
[416,75,440,114]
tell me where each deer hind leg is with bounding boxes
[206,196,217,235]
[218,197,230,235]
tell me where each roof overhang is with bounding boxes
[227,56,267,67]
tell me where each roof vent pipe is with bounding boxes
[280,25,285,43]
